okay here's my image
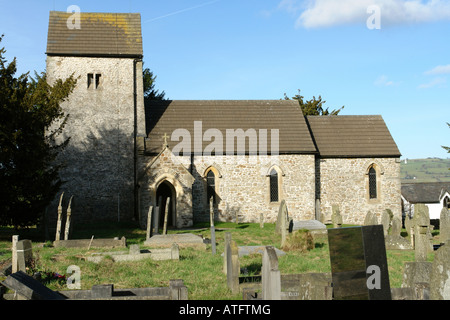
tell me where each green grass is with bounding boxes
[401,158,450,182]
[0,222,434,299]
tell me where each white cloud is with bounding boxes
[418,77,447,88]
[283,0,450,28]
[424,64,450,75]
[374,75,400,86]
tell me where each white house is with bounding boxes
[402,182,450,221]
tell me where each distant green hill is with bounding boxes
[401,158,450,183]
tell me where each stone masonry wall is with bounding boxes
[317,157,401,225]
[188,154,316,224]
[46,56,145,223]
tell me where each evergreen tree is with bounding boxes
[284,89,344,116]
[143,65,166,100]
[0,35,76,228]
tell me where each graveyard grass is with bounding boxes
[0,222,438,300]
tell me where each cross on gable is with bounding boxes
[162,133,169,147]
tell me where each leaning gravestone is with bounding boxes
[328,225,391,300]
[2,271,65,300]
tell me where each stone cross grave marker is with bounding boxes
[328,225,391,300]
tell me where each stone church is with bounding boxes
[46,11,402,228]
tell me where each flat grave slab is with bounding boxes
[144,233,206,249]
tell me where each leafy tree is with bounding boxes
[284,89,344,116]
[143,65,166,100]
[0,35,76,228]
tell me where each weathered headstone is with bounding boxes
[430,242,450,300]
[210,198,216,255]
[223,232,232,274]
[146,206,153,241]
[328,225,391,300]
[439,208,450,245]
[64,196,74,240]
[315,199,321,222]
[364,210,378,226]
[226,240,240,295]
[153,206,160,235]
[331,204,342,228]
[276,200,289,234]
[11,235,19,274]
[260,212,264,229]
[288,220,327,233]
[163,197,170,235]
[1,271,65,300]
[262,246,281,300]
[16,240,33,273]
[402,261,432,292]
[55,192,64,241]
[381,209,392,237]
[414,204,433,254]
[385,216,412,250]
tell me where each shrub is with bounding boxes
[282,229,314,252]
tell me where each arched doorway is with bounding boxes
[156,181,176,231]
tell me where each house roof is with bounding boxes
[46,11,143,57]
[401,182,450,204]
[306,115,401,158]
[144,100,318,155]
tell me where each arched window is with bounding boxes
[369,166,377,199]
[270,168,279,203]
[206,170,216,203]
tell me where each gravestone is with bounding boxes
[401,261,432,295]
[413,204,433,255]
[262,246,281,300]
[153,206,160,235]
[163,197,170,235]
[440,208,450,245]
[146,206,153,241]
[276,200,289,234]
[430,243,450,300]
[210,198,216,255]
[385,216,412,250]
[288,220,327,233]
[328,225,391,300]
[226,240,240,295]
[331,204,342,228]
[64,196,74,240]
[364,210,378,226]
[55,192,64,241]
[2,271,65,300]
[16,240,33,273]
[223,232,232,274]
[380,209,392,237]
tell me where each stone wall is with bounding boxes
[316,157,401,225]
[189,154,316,224]
[46,56,145,223]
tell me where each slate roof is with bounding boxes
[144,100,318,155]
[46,11,143,57]
[402,182,450,204]
[306,115,401,158]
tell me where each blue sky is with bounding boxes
[1,0,449,159]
